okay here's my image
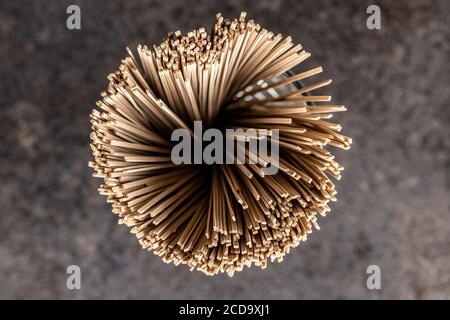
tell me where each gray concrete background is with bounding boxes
[0,0,449,299]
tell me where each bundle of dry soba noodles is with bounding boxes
[89,12,351,276]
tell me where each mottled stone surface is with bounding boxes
[0,0,449,299]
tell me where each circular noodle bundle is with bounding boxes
[89,12,351,276]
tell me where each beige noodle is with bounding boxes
[89,12,351,276]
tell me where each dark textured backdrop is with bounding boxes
[0,0,449,299]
